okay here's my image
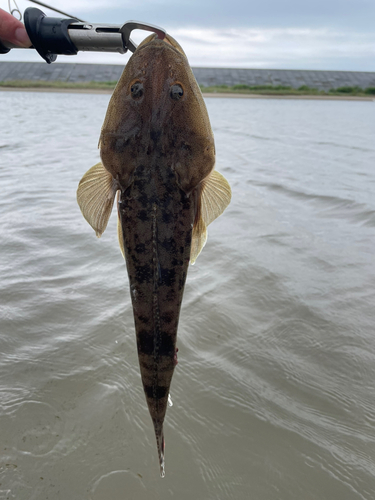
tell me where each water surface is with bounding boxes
[0,91,374,499]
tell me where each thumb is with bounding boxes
[0,8,31,47]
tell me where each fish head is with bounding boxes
[100,33,215,195]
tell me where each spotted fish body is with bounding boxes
[77,33,231,477]
[119,161,196,471]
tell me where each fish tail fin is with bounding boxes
[153,422,165,478]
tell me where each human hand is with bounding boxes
[0,8,31,47]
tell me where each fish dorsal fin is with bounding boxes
[190,170,231,265]
[77,162,118,237]
[116,191,125,259]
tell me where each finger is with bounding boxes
[0,8,31,47]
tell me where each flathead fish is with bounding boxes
[77,33,231,477]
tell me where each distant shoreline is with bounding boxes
[0,86,373,101]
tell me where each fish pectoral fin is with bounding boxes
[190,170,231,265]
[191,213,207,265]
[77,162,118,238]
[117,192,125,259]
[117,217,125,259]
[200,169,232,227]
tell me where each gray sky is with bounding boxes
[4,0,375,70]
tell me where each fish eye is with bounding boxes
[170,84,184,100]
[131,82,144,99]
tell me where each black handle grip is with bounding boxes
[0,40,11,54]
[24,7,78,63]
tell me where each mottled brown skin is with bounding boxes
[99,34,215,469]
[119,163,197,458]
[100,34,215,194]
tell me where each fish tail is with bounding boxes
[154,421,165,478]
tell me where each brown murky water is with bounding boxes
[1,91,374,499]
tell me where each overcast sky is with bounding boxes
[3,0,375,71]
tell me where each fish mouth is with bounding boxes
[136,33,186,58]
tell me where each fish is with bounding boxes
[76,32,231,477]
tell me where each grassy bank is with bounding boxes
[0,80,374,97]
[200,84,375,97]
[0,80,117,90]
